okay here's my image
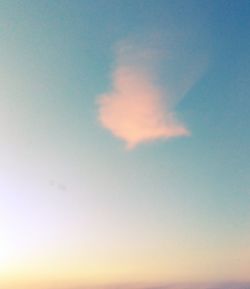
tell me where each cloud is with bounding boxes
[97,39,191,149]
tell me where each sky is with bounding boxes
[0,1,250,288]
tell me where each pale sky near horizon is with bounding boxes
[0,1,250,288]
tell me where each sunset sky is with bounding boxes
[0,1,250,289]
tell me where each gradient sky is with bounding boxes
[0,1,250,288]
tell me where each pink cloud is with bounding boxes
[98,42,190,149]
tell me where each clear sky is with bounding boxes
[0,1,250,288]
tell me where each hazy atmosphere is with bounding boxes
[0,1,250,289]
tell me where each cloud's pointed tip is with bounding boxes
[122,124,190,150]
[169,124,191,138]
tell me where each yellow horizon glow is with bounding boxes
[1,240,250,288]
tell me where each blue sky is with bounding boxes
[0,1,250,288]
